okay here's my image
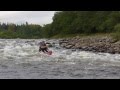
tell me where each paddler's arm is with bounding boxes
[46,45,49,50]
[39,46,41,52]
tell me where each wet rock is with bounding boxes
[46,42,51,44]
[65,45,73,49]
[55,47,61,49]
[52,42,55,45]
[59,36,120,54]
[59,41,68,45]
[71,49,76,51]
[46,43,53,47]
[25,40,35,43]
[47,44,53,47]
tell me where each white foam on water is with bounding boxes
[49,48,120,65]
[1,39,120,65]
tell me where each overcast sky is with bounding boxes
[0,11,56,25]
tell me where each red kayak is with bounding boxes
[45,50,52,55]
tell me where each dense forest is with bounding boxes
[0,22,43,38]
[1,11,120,39]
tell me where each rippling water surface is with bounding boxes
[0,39,120,79]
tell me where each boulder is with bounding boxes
[59,36,120,54]
[60,43,67,47]
[65,45,73,49]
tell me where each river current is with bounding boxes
[0,39,120,79]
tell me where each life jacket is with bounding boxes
[40,42,47,48]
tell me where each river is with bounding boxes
[0,39,120,79]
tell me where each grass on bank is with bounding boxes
[50,33,114,39]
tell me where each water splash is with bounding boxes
[1,39,120,78]
[0,39,120,65]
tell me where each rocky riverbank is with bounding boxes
[59,36,120,54]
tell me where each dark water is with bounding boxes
[0,39,120,79]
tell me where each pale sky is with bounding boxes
[0,11,56,25]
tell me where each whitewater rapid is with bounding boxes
[0,39,120,79]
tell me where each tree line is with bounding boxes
[0,22,43,38]
[1,11,120,38]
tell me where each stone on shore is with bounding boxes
[59,36,120,54]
